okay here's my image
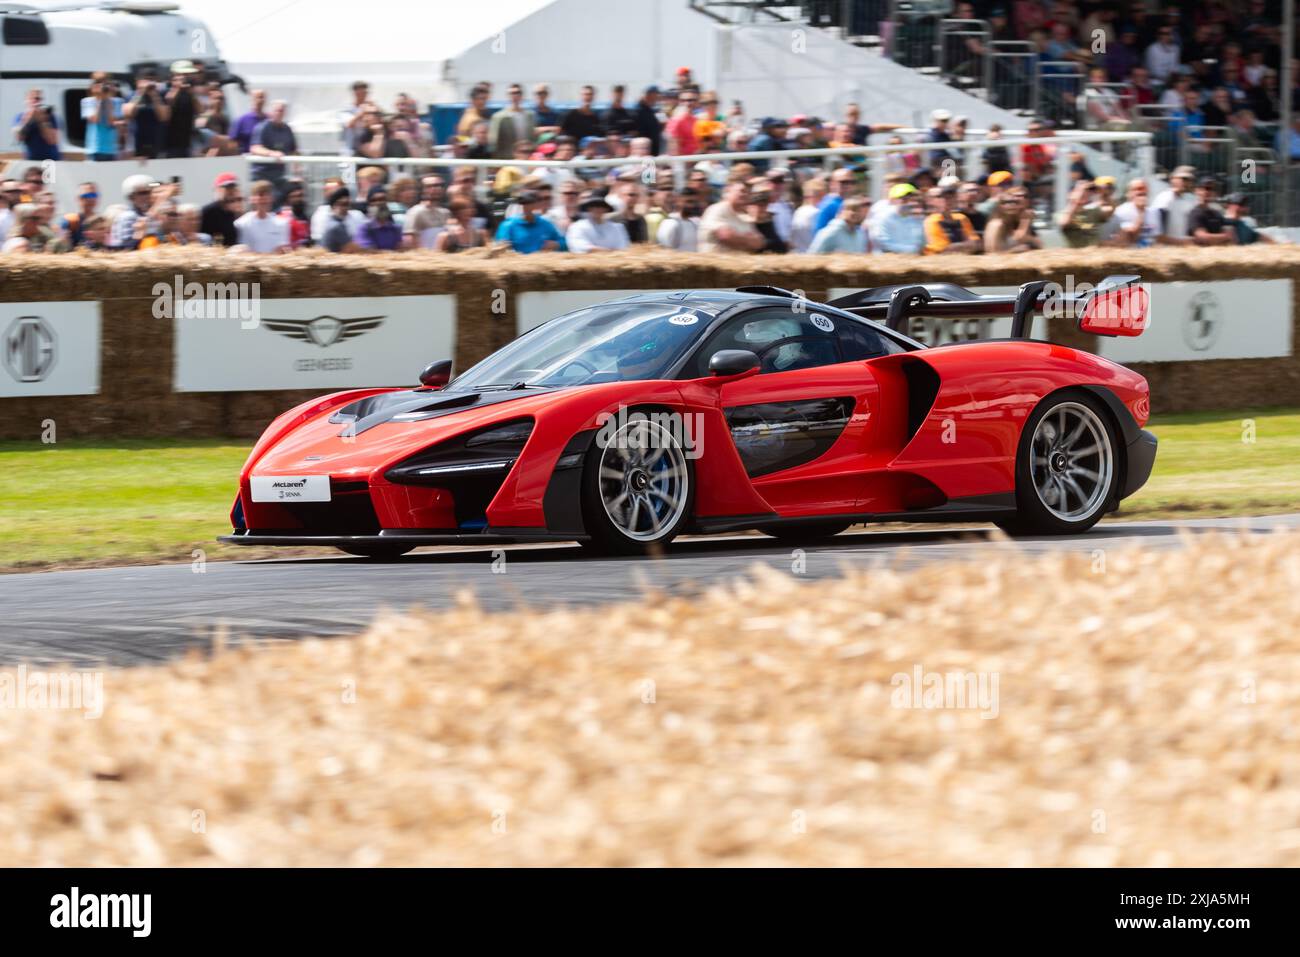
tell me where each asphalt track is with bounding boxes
[1,513,1296,667]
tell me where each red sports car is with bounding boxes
[220,277,1156,556]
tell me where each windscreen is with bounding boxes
[448,302,711,391]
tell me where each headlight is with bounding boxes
[385,419,534,485]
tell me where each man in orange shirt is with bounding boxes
[922,186,980,255]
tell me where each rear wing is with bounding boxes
[827,275,1149,340]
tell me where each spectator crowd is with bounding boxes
[950,0,1299,166]
[5,0,1292,258]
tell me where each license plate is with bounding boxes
[250,475,331,503]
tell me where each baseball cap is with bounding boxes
[1223,191,1247,205]
[214,172,239,189]
[987,170,1014,186]
[931,108,953,122]
[1094,175,1116,187]
[122,173,155,198]
[1171,165,1197,180]
[889,183,919,200]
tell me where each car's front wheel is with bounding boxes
[581,411,694,555]
[1004,390,1119,535]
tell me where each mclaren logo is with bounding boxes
[1182,291,1221,352]
[261,315,384,348]
[4,316,57,383]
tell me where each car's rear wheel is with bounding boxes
[337,544,415,560]
[581,411,694,555]
[1005,391,1119,535]
[759,521,854,543]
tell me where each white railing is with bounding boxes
[277,129,1154,213]
[6,129,1153,221]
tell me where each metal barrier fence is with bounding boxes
[801,0,892,39]
[989,41,1036,113]
[1180,125,1234,182]
[1132,103,1180,172]
[1236,146,1280,222]
[1035,61,1085,128]
[888,0,948,70]
[1077,83,1139,164]
[936,19,991,96]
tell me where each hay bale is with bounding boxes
[0,530,1296,865]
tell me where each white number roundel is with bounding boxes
[810,314,835,332]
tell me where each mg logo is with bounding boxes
[3,316,57,383]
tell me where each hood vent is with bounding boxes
[328,388,553,437]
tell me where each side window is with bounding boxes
[759,337,838,373]
[838,318,899,360]
[684,308,845,378]
[3,16,51,45]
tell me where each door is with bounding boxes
[685,307,899,517]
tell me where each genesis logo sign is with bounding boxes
[1182,291,1222,352]
[261,315,384,348]
[3,316,57,383]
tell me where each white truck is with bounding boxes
[1,0,240,158]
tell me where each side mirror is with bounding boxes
[708,349,760,379]
[418,359,453,389]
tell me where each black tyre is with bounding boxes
[580,411,694,555]
[759,521,853,543]
[337,544,415,560]
[1008,390,1120,535]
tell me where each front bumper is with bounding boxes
[1119,428,1157,500]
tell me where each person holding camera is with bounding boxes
[1056,179,1113,248]
[123,71,169,159]
[163,60,200,159]
[81,73,124,161]
[11,89,61,161]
